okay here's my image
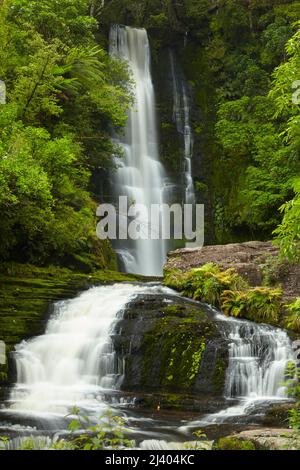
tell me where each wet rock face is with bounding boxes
[112,293,228,397]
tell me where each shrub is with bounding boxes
[164,264,246,306]
[284,298,300,332]
[288,408,300,430]
[221,290,248,317]
[164,266,282,325]
[245,287,282,323]
[221,287,282,323]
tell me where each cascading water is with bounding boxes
[109,25,168,276]
[181,312,293,430]
[169,50,195,207]
[1,283,294,449]
[6,284,145,416]
[225,320,291,400]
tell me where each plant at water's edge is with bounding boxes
[1,408,134,450]
[183,430,212,450]
[163,267,188,291]
[288,409,300,431]
[221,290,248,317]
[64,407,134,450]
[164,265,282,325]
[164,264,247,306]
[0,436,9,450]
[245,287,282,323]
[221,287,282,323]
[284,361,300,431]
[284,298,300,332]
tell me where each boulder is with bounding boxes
[112,293,229,402]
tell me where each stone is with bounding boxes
[165,241,300,301]
[230,428,300,450]
[112,292,229,406]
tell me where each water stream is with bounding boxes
[180,311,293,434]
[169,50,196,207]
[0,284,293,449]
[109,25,168,276]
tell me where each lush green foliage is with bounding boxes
[274,179,300,263]
[284,361,300,430]
[284,298,300,332]
[0,408,134,450]
[221,287,282,324]
[164,264,283,325]
[210,8,300,244]
[164,263,246,306]
[215,437,255,451]
[0,0,131,267]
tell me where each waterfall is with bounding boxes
[5,283,176,420]
[2,282,294,449]
[181,313,293,430]
[224,320,291,400]
[109,25,168,276]
[169,50,195,207]
[7,284,145,415]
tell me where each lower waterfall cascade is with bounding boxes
[180,310,293,431]
[0,283,294,449]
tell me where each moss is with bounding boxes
[212,354,227,395]
[140,304,218,390]
[215,437,256,451]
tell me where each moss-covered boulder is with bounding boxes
[113,293,228,397]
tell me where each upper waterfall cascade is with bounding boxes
[109,25,168,276]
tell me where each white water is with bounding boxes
[169,50,195,207]
[2,284,294,450]
[224,320,291,400]
[7,284,150,416]
[180,312,293,430]
[109,25,168,276]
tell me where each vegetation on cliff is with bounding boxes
[0,0,132,269]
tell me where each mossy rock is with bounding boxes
[113,294,228,396]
